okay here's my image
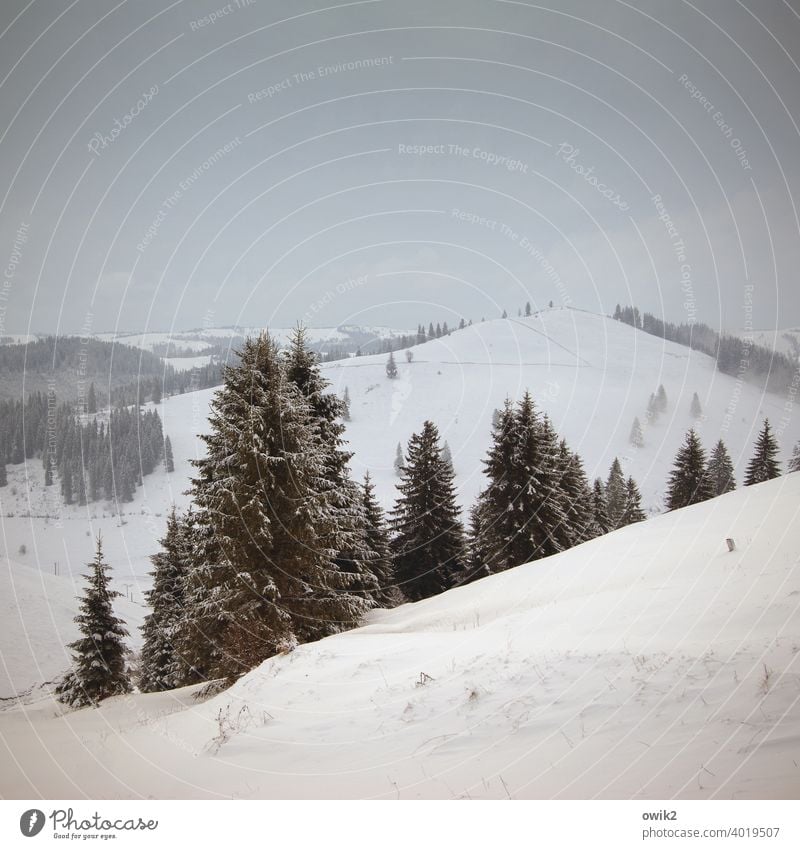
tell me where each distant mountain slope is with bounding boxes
[323,307,800,514]
[1,474,797,798]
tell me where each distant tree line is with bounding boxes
[613,303,798,396]
[0,386,171,503]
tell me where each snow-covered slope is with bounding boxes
[324,308,800,513]
[1,475,798,799]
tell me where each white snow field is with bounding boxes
[0,474,798,799]
[0,307,798,700]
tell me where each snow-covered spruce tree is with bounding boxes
[690,392,703,420]
[189,333,371,680]
[470,400,517,574]
[138,507,191,692]
[170,509,225,686]
[706,438,736,495]
[629,417,644,448]
[284,326,383,610]
[665,428,713,510]
[393,441,404,475]
[556,439,596,544]
[55,536,131,708]
[656,384,668,413]
[744,419,781,485]
[342,386,351,421]
[620,477,646,525]
[591,478,611,536]
[464,500,492,584]
[440,440,453,469]
[605,458,628,528]
[789,440,800,473]
[360,472,395,607]
[390,420,466,601]
[646,392,659,424]
[473,395,570,574]
[164,435,174,473]
[386,351,398,379]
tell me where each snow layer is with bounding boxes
[0,475,798,799]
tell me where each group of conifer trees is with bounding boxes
[0,387,172,504]
[665,419,784,510]
[53,406,167,505]
[132,336,650,691]
[59,330,800,705]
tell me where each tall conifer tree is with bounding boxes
[390,420,466,600]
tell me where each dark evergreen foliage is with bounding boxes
[55,536,131,708]
[187,333,372,680]
[706,439,736,495]
[605,458,628,528]
[666,429,714,510]
[390,420,466,600]
[744,419,781,485]
[164,435,175,473]
[139,508,192,692]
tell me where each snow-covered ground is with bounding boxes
[1,475,798,799]
[1,307,797,699]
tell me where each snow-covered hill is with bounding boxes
[1,307,798,699]
[1,475,798,799]
[324,308,800,514]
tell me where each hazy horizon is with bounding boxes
[2,0,799,338]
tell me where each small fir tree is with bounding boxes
[788,440,800,473]
[656,384,668,413]
[386,351,398,379]
[744,419,781,485]
[361,472,394,607]
[690,392,702,420]
[164,435,175,473]
[629,417,644,448]
[591,478,611,535]
[620,477,646,525]
[55,536,131,708]
[390,421,466,600]
[666,429,713,509]
[394,441,404,475]
[139,508,191,692]
[706,439,736,495]
[605,458,627,528]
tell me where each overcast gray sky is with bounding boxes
[1,0,799,336]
